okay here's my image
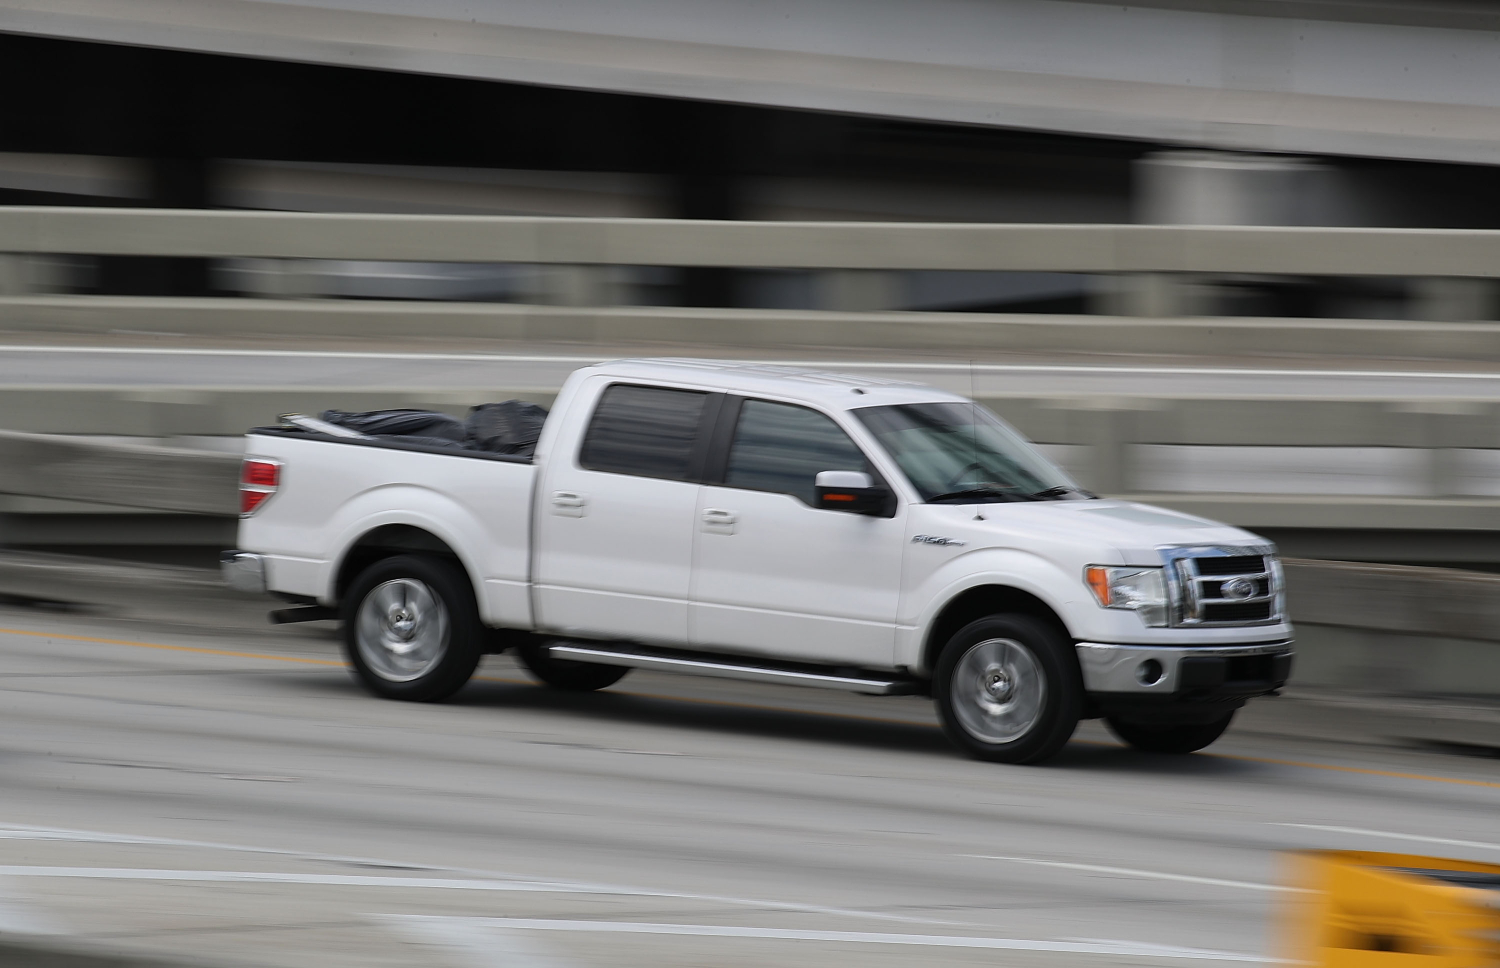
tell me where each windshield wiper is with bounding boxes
[926,486,1033,504]
[1028,485,1096,500]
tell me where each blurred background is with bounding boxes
[1,3,1500,967]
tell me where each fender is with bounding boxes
[321,484,494,617]
[897,546,1084,672]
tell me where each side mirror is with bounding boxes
[815,470,887,514]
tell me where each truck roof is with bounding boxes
[584,358,967,408]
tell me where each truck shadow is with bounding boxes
[460,678,954,755]
[1053,739,1259,777]
[269,672,1268,773]
[456,679,1267,774]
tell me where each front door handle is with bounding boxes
[701,508,737,534]
[551,490,588,517]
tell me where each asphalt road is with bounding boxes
[1,604,1498,968]
[3,343,1500,400]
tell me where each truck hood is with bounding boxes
[923,499,1270,564]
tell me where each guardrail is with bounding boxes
[4,206,1500,274]
[4,207,1500,357]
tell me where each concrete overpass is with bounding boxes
[3,0,1500,165]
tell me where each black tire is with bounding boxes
[518,642,629,692]
[933,614,1082,764]
[342,554,484,702]
[1106,713,1235,754]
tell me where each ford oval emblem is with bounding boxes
[1220,577,1257,601]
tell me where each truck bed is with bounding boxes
[239,428,538,629]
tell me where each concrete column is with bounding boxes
[1410,278,1498,322]
[0,255,29,295]
[98,157,214,296]
[529,266,623,307]
[1120,151,1336,318]
[0,255,73,295]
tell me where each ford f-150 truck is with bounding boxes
[223,359,1292,764]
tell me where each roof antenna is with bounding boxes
[969,359,984,521]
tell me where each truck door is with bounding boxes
[690,398,904,666]
[534,382,718,646]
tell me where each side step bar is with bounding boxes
[546,642,922,696]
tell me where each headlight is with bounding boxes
[1085,566,1169,627]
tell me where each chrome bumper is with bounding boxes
[1075,640,1293,694]
[220,551,267,595]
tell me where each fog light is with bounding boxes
[1136,659,1164,685]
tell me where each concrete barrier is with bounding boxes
[0,429,238,515]
[1283,558,1500,748]
[7,208,1500,276]
[6,296,1500,361]
[1286,560,1500,692]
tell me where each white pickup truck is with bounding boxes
[223,358,1292,764]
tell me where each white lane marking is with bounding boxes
[378,915,571,968]
[379,916,1277,962]
[0,864,961,926]
[1068,938,1271,957]
[0,345,1493,381]
[1274,823,1500,853]
[0,825,964,926]
[963,854,1297,893]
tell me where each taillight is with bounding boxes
[240,459,281,516]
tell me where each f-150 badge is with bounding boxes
[912,534,965,546]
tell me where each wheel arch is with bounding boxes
[334,524,467,604]
[921,583,1074,678]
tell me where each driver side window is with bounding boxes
[724,400,868,506]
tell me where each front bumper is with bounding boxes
[220,551,267,595]
[1075,639,1293,697]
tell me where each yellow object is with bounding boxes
[1282,850,1500,967]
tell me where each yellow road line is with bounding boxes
[5,624,1498,791]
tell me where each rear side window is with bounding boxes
[725,399,868,505]
[579,384,709,481]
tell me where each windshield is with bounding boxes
[853,402,1083,503]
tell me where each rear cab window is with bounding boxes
[578,383,714,481]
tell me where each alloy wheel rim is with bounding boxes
[951,637,1046,745]
[355,578,449,682]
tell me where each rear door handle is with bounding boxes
[702,508,736,534]
[551,490,588,517]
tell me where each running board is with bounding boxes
[546,642,921,696]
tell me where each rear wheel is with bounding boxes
[933,614,1081,764]
[342,554,483,702]
[518,642,629,692]
[1106,713,1235,754]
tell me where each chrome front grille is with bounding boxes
[1162,546,1283,628]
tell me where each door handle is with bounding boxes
[701,508,737,534]
[551,491,588,517]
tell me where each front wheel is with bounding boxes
[933,614,1082,764]
[342,554,483,702]
[1106,713,1234,754]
